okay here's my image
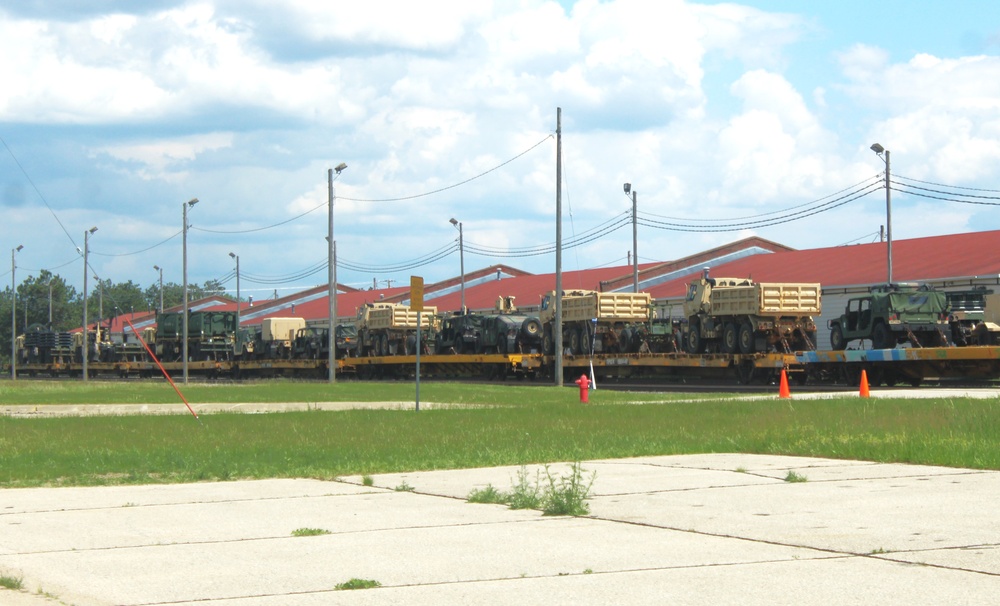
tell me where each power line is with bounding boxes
[641,174,884,222]
[895,174,1000,194]
[638,182,883,232]
[338,135,553,203]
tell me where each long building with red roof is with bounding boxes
[106,229,1000,351]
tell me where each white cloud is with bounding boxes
[91,133,235,179]
[3,0,1000,296]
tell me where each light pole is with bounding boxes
[623,183,638,293]
[82,227,97,382]
[95,275,103,334]
[153,265,163,313]
[11,244,23,380]
[47,280,53,326]
[449,218,465,313]
[870,143,892,285]
[182,198,198,384]
[328,162,347,384]
[229,252,240,327]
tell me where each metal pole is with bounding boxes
[48,281,52,325]
[154,265,163,313]
[885,149,893,285]
[182,198,197,384]
[11,245,22,380]
[632,189,638,293]
[555,107,563,386]
[459,223,465,314]
[328,168,336,384]
[229,253,240,327]
[82,230,91,382]
[97,276,103,331]
[415,311,421,412]
[450,218,465,314]
[327,163,346,383]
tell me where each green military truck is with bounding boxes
[828,283,950,350]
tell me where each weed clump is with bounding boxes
[466,463,594,516]
[335,578,381,590]
[291,528,331,537]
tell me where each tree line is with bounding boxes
[1,270,230,363]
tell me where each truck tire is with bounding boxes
[567,328,581,354]
[738,322,755,354]
[722,323,739,354]
[520,318,541,338]
[830,324,846,350]
[686,321,705,354]
[872,323,894,350]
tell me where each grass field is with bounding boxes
[2,380,1000,487]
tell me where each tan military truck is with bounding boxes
[682,271,821,354]
[258,317,306,359]
[539,290,652,354]
[355,302,437,356]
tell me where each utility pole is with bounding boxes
[555,107,563,386]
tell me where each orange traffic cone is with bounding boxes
[779,369,791,399]
[859,369,870,398]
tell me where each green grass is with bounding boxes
[0,379,712,406]
[783,470,808,483]
[291,528,331,537]
[0,574,23,590]
[466,463,595,516]
[3,381,1000,487]
[334,578,381,591]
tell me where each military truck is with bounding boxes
[539,290,651,355]
[945,287,1000,346]
[683,272,821,354]
[435,313,483,354]
[355,302,437,356]
[290,324,358,360]
[828,283,950,350]
[155,311,238,362]
[479,296,544,354]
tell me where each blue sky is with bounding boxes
[2,0,1000,302]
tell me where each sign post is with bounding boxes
[410,276,424,412]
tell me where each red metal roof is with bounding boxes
[645,229,1000,299]
[96,230,1000,331]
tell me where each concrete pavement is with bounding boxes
[1,453,999,605]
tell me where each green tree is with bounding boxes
[19,271,77,332]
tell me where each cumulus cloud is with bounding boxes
[1,0,998,294]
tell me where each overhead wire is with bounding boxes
[641,174,884,222]
[638,181,883,232]
[338,134,553,203]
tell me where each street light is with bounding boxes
[11,244,23,380]
[82,227,97,382]
[623,183,638,293]
[449,218,465,314]
[182,198,198,384]
[870,143,893,284]
[229,252,240,327]
[328,163,347,384]
[153,265,163,313]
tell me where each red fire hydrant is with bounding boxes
[575,374,590,403]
